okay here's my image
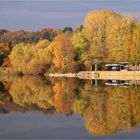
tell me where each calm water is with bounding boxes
[0,76,140,139]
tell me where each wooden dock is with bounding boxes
[49,73,77,78]
[49,70,140,80]
[77,70,140,80]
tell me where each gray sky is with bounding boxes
[0,0,140,31]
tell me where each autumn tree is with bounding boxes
[74,25,83,33]
[53,79,76,115]
[0,49,5,66]
[129,23,140,64]
[72,32,89,61]
[63,27,73,33]
[51,34,75,72]
[0,28,60,47]
[83,10,136,69]
[9,40,52,74]
[9,77,54,110]
[0,43,11,66]
[36,39,50,48]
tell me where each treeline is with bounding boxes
[0,10,140,74]
[0,27,75,46]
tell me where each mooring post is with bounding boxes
[95,79,98,86]
[95,64,97,71]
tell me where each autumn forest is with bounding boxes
[0,10,140,75]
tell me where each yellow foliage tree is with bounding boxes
[130,24,140,64]
[9,77,54,110]
[83,10,136,67]
[9,40,51,74]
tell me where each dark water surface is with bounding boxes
[0,76,140,139]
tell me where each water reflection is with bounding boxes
[0,76,140,137]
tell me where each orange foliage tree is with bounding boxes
[53,79,76,115]
[51,34,75,72]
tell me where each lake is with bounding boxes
[0,76,140,139]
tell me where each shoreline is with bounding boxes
[2,69,140,80]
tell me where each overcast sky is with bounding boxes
[0,0,140,31]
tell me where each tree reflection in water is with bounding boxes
[0,77,140,136]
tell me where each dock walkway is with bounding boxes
[77,70,140,80]
[49,70,140,80]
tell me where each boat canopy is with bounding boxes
[105,64,125,67]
